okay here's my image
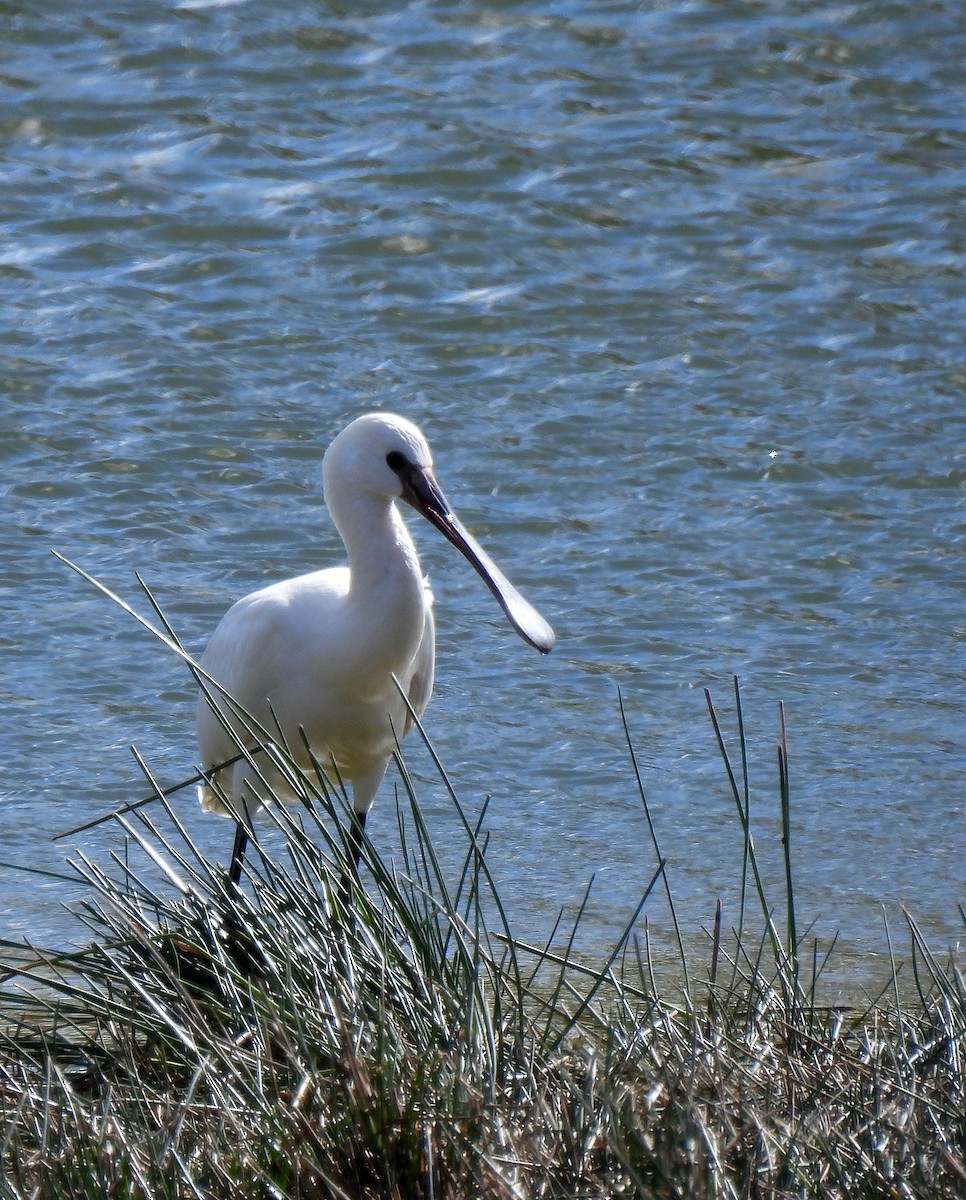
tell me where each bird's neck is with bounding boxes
[331,496,427,676]
[336,495,424,604]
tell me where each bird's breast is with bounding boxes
[198,546,433,790]
[254,562,426,701]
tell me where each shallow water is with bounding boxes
[2,0,964,995]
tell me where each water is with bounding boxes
[2,0,964,995]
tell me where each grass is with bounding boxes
[0,574,963,1196]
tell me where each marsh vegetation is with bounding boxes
[1,674,962,1199]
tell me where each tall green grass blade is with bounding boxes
[618,689,690,999]
[778,700,798,975]
[732,675,752,965]
[705,684,792,978]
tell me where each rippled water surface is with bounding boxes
[2,0,964,993]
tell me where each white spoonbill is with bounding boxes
[196,412,554,884]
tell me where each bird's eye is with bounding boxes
[386,450,408,473]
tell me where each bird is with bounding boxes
[195,412,554,887]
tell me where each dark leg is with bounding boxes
[228,819,249,887]
[216,819,266,980]
[338,810,367,909]
[348,809,367,871]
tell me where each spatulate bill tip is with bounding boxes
[506,596,555,654]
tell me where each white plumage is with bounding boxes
[195,412,554,881]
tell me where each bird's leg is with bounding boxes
[228,820,249,887]
[348,808,367,871]
[211,819,266,982]
[337,809,367,910]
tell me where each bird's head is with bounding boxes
[323,411,555,654]
[323,411,433,508]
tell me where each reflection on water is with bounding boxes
[2,1,964,993]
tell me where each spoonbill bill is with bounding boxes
[196,412,554,884]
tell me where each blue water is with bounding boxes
[2,0,964,995]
